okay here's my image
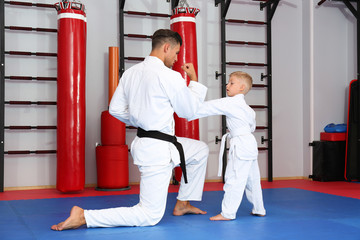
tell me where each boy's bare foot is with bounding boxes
[209,214,231,221]
[173,200,207,216]
[251,213,266,217]
[51,206,86,231]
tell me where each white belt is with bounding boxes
[217,130,252,177]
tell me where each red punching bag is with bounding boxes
[96,145,129,190]
[55,1,87,193]
[170,5,200,182]
[101,111,126,146]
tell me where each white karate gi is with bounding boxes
[84,56,209,227]
[190,94,266,219]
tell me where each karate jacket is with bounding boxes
[109,56,207,167]
[190,94,258,161]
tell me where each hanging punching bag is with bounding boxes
[55,1,87,193]
[170,5,200,182]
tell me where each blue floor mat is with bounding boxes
[1,188,360,240]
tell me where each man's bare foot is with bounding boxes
[51,206,86,231]
[173,200,207,216]
[209,214,231,221]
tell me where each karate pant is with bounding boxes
[221,157,266,219]
[84,137,209,227]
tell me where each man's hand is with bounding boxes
[181,63,198,82]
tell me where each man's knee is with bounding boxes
[136,203,166,226]
[197,141,209,158]
[143,211,165,226]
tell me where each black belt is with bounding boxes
[137,127,188,184]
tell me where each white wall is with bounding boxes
[271,1,305,178]
[3,0,357,188]
[313,1,356,134]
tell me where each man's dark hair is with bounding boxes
[151,29,182,50]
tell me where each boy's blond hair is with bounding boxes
[229,71,253,94]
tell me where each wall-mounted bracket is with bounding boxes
[260,0,279,22]
[215,136,221,144]
[215,71,224,80]
[261,136,269,144]
[215,0,232,18]
[261,72,269,81]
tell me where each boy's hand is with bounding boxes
[181,63,198,82]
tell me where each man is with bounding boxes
[51,29,208,230]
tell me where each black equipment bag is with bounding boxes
[345,79,359,181]
[310,141,345,182]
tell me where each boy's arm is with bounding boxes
[188,97,230,121]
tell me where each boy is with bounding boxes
[190,71,266,220]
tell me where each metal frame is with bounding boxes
[215,0,278,182]
[120,0,125,78]
[0,1,57,192]
[119,0,172,78]
[0,0,5,192]
[262,0,279,182]
[217,0,230,180]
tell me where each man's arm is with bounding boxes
[166,63,207,120]
[109,79,131,126]
[181,63,198,82]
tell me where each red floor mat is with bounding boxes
[1,179,359,201]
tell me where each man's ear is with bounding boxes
[163,43,169,53]
[163,43,170,53]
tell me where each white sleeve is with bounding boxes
[166,78,208,120]
[188,97,231,121]
[108,78,131,126]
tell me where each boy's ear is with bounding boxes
[240,83,246,91]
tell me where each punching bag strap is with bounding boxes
[137,128,188,184]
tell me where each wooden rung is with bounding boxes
[5,51,57,57]
[226,19,266,25]
[6,76,57,81]
[5,1,55,9]
[247,63,267,67]
[5,101,57,105]
[227,62,246,66]
[5,150,57,155]
[252,84,268,88]
[5,125,56,130]
[125,34,152,39]
[125,11,170,18]
[5,26,57,33]
[250,105,268,109]
[227,62,267,67]
[36,77,57,81]
[125,57,145,61]
[149,12,170,18]
[227,40,267,46]
[126,10,147,16]
[256,126,268,130]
